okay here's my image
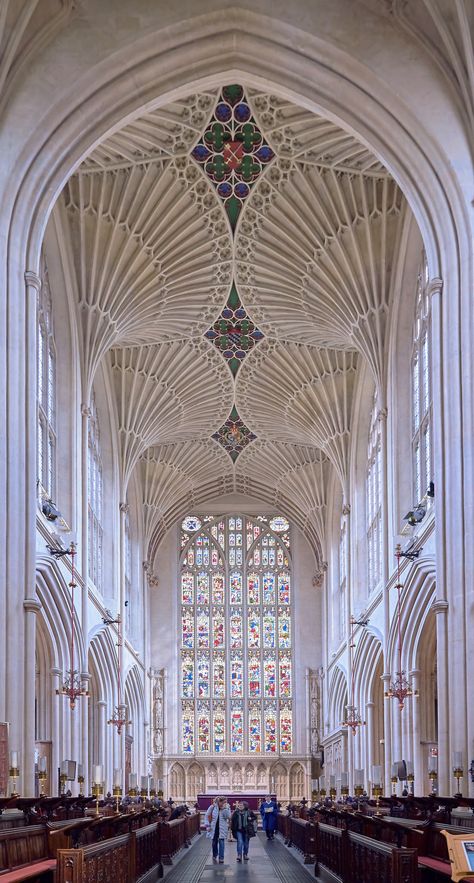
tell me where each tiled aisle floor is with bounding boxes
[164,832,315,883]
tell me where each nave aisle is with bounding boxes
[164,832,313,883]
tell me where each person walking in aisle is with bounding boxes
[231,800,257,862]
[260,794,278,840]
[205,797,231,864]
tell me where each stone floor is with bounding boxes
[163,831,315,883]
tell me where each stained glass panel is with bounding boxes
[249,655,261,698]
[230,611,243,648]
[278,608,291,648]
[263,572,275,604]
[213,609,225,647]
[197,610,209,648]
[248,612,260,648]
[278,572,290,604]
[280,706,292,752]
[231,702,244,752]
[182,515,202,532]
[196,571,209,604]
[231,655,243,697]
[249,707,261,753]
[213,655,225,698]
[213,707,225,752]
[264,658,276,697]
[182,655,194,698]
[198,655,210,698]
[212,572,225,603]
[247,573,260,604]
[181,572,194,605]
[182,703,194,753]
[263,612,275,648]
[198,704,210,752]
[270,515,289,532]
[264,706,277,752]
[230,571,242,603]
[182,611,194,648]
[279,654,292,697]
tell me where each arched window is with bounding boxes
[88,393,103,590]
[412,253,432,501]
[179,514,293,755]
[37,256,56,498]
[366,394,382,593]
[124,507,132,635]
[338,516,347,640]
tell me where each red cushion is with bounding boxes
[418,855,451,874]
[0,859,56,882]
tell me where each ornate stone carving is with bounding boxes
[313,562,328,588]
[152,669,165,755]
[309,669,321,756]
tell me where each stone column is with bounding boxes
[80,404,91,794]
[410,670,422,792]
[23,597,42,794]
[432,599,449,793]
[97,700,107,766]
[366,701,375,793]
[381,673,392,794]
[51,668,62,795]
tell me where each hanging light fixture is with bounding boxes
[106,613,131,735]
[385,544,418,710]
[342,617,366,735]
[55,543,89,709]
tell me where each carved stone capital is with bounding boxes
[313,562,328,588]
[378,407,388,422]
[81,403,92,418]
[342,503,351,516]
[119,502,130,514]
[142,561,150,572]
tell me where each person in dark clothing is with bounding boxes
[231,800,257,862]
[260,794,278,839]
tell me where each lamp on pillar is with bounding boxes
[342,617,367,735]
[384,546,418,711]
[453,752,464,797]
[9,752,20,797]
[50,543,89,709]
[105,613,131,735]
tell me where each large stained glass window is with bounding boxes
[179,515,293,754]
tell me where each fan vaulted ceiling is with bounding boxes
[62,85,407,567]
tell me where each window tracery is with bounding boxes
[412,253,432,501]
[366,394,382,593]
[88,393,103,590]
[37,256,56,498]
[179,514,293,755]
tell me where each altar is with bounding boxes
[196,792,277,811]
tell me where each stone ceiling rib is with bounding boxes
[61,82,405,560]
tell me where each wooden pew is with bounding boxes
[284,817,316,863]
[0,825,55,882]
[315,820,418,883]
[56,814,200,883]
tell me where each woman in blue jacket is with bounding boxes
[260,795,278,840]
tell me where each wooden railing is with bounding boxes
[277,816,316,863]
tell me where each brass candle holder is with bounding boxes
[60,773,67,796]
[407,773,415,796]
[38,770,47,797]
[354,785,364,798]
[113,786,122,814]
[140,788,147,799]
[329,787,337,802]
[372,784,383,815]
[92,782,103,816]
[320,788,327,798]
[9,767,20,798]
[341,786,349,798]
[311,789,318,803]
[428,770,438,796]
[391,776,397,796]
[453,767,463,797]
[78,775,85,797]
